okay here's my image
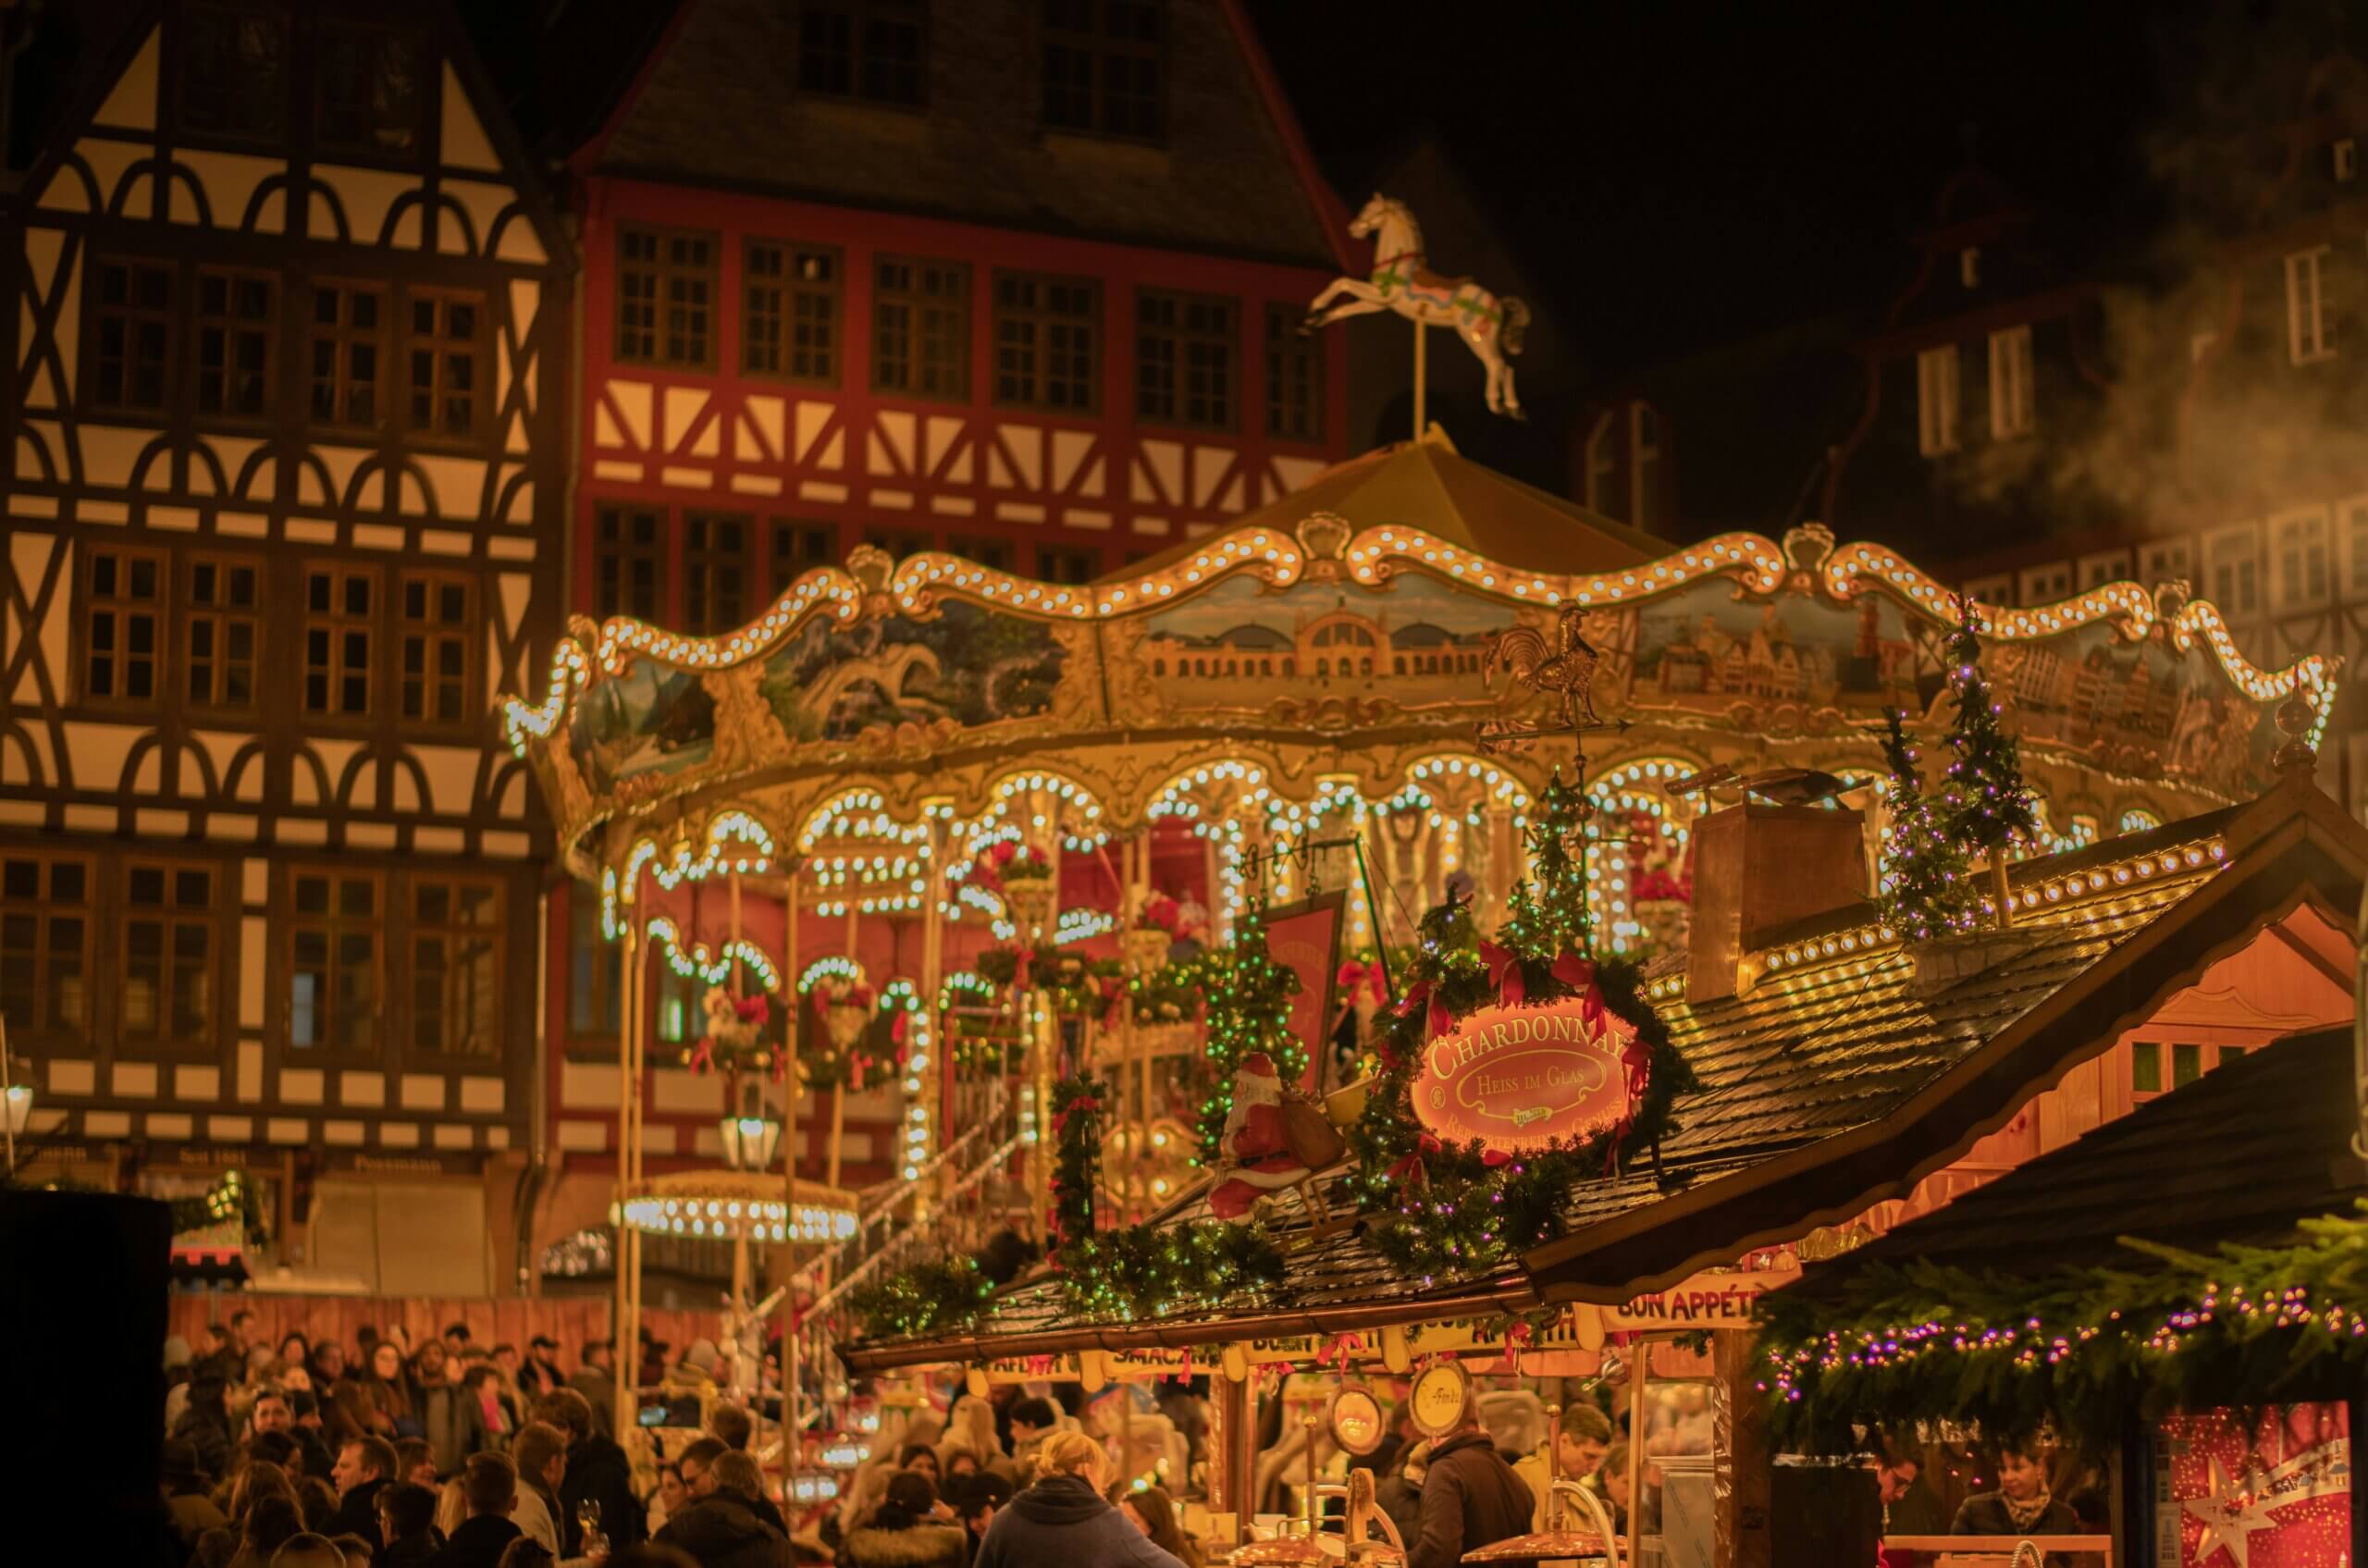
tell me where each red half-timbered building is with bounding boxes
[537,0,1352,1210]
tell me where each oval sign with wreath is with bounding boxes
[1415,998,1634,1154]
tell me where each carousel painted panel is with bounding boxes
[757,599,1074,742]
[1602,581,1933,734]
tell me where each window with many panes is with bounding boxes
[175,4,288,145]
[948,536,1015,573]
[404,291,483,438]
[288,870,378,1054]
[89,259,176,413]
[1042,0,1162,140]
[616,227,717,367]
[744,240,841,383]
[308,282,385,428]
[2206,526,2261,618]
[84,547,165,705]
[1136,290,1235,428]
[863,527,932,561]
[684,514,752,635]
[993,273,1097,412]
[411,878,500,1056]
[0,855,90,1044]
[772,522,836,590]
[303,565,376,716]
[596,507,665,621]
[1264,302,1321,441]
[315,19,426,161]
[797,0,926,106]
[194,267,275,417]
[872,256,968,400]
[122,863,216,1050]
[1037,545,1100,584]
[399,573,473,724]
[186,556,260,710]
[2273,509,2332,610]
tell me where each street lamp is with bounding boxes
[718,1078,781,1171]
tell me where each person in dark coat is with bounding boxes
[534,1389,646,1549]
[1409,1417,1534,1568]
[1375,1439,1428,1553]
[844,1471,966,1568]
[1951,1439,2079,1538]
[431,1454,524,1568]
[328,1437,400,1542]
[654,1451,785,1568]
[972,1431,1183,1568]
[376,1481,445,1568]
[174,1374,239,1485]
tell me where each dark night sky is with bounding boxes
[1251,1,2319,381]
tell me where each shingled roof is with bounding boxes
[843,775,2364,1371]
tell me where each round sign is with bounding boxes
[1327,1385,1386,1455]
[1407,1362,1472,1438]
[1415,998,1636,1154]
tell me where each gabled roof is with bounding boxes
[1109,429,1663,582]
[1777,1024,2367,1303]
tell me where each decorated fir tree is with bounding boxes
[1190,900,1304,1165]
[1498,768,1592,960]
[1875,708,1976,940]
[1939,599,2039,922]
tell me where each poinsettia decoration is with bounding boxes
[684,985,782,1078]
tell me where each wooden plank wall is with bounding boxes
[166,1296,724,1364]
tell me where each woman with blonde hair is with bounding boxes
[971,1430,1184,1568]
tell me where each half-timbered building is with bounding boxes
[0,1,573,1293]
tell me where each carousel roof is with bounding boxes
[1111,428,1665,581]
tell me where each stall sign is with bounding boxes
[1407,1310,1592,1360]
[1599,1266,1798,1330]
[973,1352,1083,1385]
[1264,893,1345,1093]
[1415,999,1634,1153]
[1103,1346,1202,1381]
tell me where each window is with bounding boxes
[404,290,483,438]
[1264,303,1322,441]
[771,522,835,588]
[872,256,968,400]
[303,565,376,716]
[744,241,841,384]
[1136,290,1235,428]
[2340,139,2360,183]
[122,863,216,1049]
[176,4,287,144]
[615,227,717,367]
[411,879,500,1056]
[2345,499,2368,596]
[948,536,1015,573]
[2206,526,2260,617]
[186,556,260,710]
[993,273,1098,412]
[2171,1043,2202,1087]
[796,0,926,105]
[2129,1041,2162,1094]
[1916,344,1960,454]
[1583,412,1617,513]
[595,508,665,620]
[862,527,931,560]
[1988,324,2033,438]
[2078,552,2130,591]
[1630,403,1662,533]
[684,514,752,635]
[193,268,275,417]
[0,855,90,1043]
[316,19,426,160]
[84,547,164,704]
[2288,247,2333,364]
[2016,564,2071,606]
[1037,546,1100,584]
[1043,0,1163,141]
[2140,541,2191,586]
[288,870,378,1054]
[2273,509,2332,610]
[308,282,385,427]
[1959,247,1980,289]
[88,259,175,413]
[399,573,473,724]
[567,893,622,1039]
[1962,574,2014,608]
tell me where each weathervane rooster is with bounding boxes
[1488,603,1604,731]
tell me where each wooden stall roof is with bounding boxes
[844,778,2365,1371]
[1777,1024,2367,1303]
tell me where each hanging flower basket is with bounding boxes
[1122,926,1171,974]
[1004,879,1054,930]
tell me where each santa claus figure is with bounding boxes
[1209,1052,1313,1219]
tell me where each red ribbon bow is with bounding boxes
[1385,1133,1442,1189]
[1499,1319,1534,1375]
[686,1038,715,1074]
[1319,1332,1365,1373]
[1479,940,1525,1008]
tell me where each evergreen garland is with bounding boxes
[1346,772,1698,1281]
[1875,708,1977,940]
[1941,599,2039,860]
[1047,1074,1105,1250]
[1191,900,1305,1164]
[845,1253,995,1340]
[1759,1204,2368,1455]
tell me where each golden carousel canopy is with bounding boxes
[500,432,2338,952]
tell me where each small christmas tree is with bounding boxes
[1499,768,1592,960]
[1939,599,2039,923]
[1876,707,1977,940]
[1191,900,1304,1164]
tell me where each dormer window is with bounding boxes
[1960,248,1980,289]
[1917,345,1960,455]
[2338,138,2359,182]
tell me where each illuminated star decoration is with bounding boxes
[2178,1428,2351,1568]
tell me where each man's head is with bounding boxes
[462,1452,518,1520]
[413,1341,449,1383]
[1556,1401,1613,1480]
[269,1533,343,1568]
[708,1403,754,1451]
[394,1438,437,1488]
[333,1438,397,1499]
[1875,1451,1920,1505]
[247,1431,301,1470]
[442,1322,472,1357]
[205,1324,236,1358]
[955,1473,1011,1537]
[228,1309,256,1349]
[375,1480,438,1548]
[289,1389,323,1430]
[528,1335,560,1364]
[512,1422,570,1496]
[676,1437,727,1498]
[1009,1397,1058,1444]
[532,1389,595,1450]
[492,1343,521,1376]
[1995,1441,2048,1503]
[581,1339,613,1372]
[328,1533,376,1568]
[252,1389,293,1436]
[1035,1430,1108,1491]
[708,1451,762,1501]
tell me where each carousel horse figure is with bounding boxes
[1303,192,1532,419]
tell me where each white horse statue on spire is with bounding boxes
[1304,193,1532,419]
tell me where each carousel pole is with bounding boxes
[728,873,749,1320]
[612,902,638,1435]
[780,869,802,1488]
[1412,319,1427,440]
[918,800,949,1194]
[830,903,857,1189]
